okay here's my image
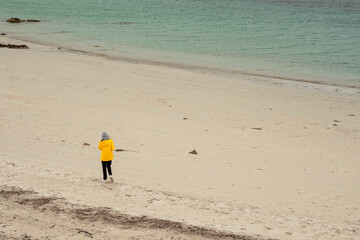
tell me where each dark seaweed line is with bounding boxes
[0,185,278,240]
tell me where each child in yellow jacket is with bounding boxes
[98,132,115,183]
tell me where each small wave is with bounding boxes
[106,22,135,25]
[40,31,71,35]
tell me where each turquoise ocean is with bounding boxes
[1,0,359,88]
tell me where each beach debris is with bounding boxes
[189,149,198,155]
[183,117,188,120]
[19,234,32,239]
[82,143,91,146]
[0,43,29,49]
[6,18,40,23]
[74,228,93,238]
[115,149,126,152]
[1,33,6,35]
[251,127,262,130]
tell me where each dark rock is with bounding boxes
[6,18,25,23]
[5,18,40,23]
[1,33,6,36]
[189,150,198,155]
[0,44,29,49]
[183,117,188,120]
[115,149,125,152]
[82,143,90,146]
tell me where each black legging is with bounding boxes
[101,160,112,180]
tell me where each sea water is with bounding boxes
[0,0,359,87]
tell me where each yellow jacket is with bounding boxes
[98,139,115,161]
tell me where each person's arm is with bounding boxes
[98,141,102,150]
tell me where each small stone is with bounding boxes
[183,117,188,120]
[115,149,125,152]
[1,33,6,36]
[189,150,198,155]
[333,120,340,122]
[82,143,90,146]
[333,124,338,126]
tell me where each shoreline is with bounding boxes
[1,34,359,240]
[4,34,360,91]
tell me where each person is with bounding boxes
[98,132,115,183]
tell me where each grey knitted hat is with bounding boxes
[101,132,110,140]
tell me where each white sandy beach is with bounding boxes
[0,36,359,240]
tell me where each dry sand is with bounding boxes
[0,36,359,240]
